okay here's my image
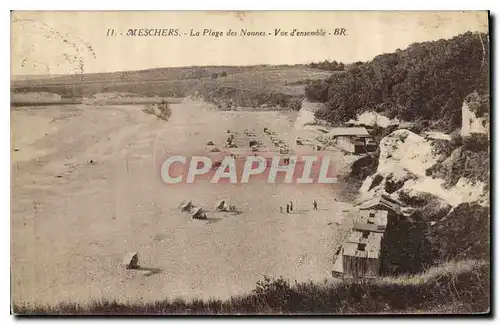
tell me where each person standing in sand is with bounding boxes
[286,204,290,213]
[289,201,293,212]
[313,200,318,211]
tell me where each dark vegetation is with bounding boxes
[397,190,452,222]
[194,85,303,110]
[368,174,384,191]
[348,152,379,181]
[384,172,418,194]
[380,217,433,275]
[378,198,488,278]
[13,261,488,315]
[308,60,345,71]
[463,133,490,153]
[142,102,172,121]
[428,202,490,263]
[306,32,489,132]
[426,133,490,188]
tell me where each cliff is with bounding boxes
[358,129,488,215]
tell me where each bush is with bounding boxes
[380,219,433,275]
[289,99,302,111]
[13,262,490,314]
[463,133,489,152]
[427,202,490,262]
[349,151,379,180]
[305,79,330,102]
[253,276,293,310]
[308,60,345,71]
[142,103,172,121]
[450,130,463,147]
[368,174,384,191]
[427,146,489,188]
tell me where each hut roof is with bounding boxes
[346,232,383,251]
[328,127,370,138]
[343,233,382,258]
[357,210,388,228]
[343,243,368,258]
[358,195,405,214]
[353,222,385,233]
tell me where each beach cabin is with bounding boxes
[358,194,420,222]
[327,127,376,154]
[341,231,383,277]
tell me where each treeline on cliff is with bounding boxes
[308,60,345,71]
[306,32,489,132]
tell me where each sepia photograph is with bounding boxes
[10,10,490,315]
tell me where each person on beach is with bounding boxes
[313,200,318,211]
[289,201,293,212]
[286,204,290,213]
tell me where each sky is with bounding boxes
[11,11,489,76]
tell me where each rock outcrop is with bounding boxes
[461,91,489,137]
[397,189,452,222]
[347,111,397,128]
[358,129,487,210]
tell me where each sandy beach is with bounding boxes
[11,100,354,305]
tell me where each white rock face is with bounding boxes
[424,131,452,141]
[402,177,485,208]
[359,129,487,207]
[461,92,489,137]
[378,129,439,178]
[347,111,397,128]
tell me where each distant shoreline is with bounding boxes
[11,97,183,107]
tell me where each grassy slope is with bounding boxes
[11,66,333,109]
[13,260,489,315]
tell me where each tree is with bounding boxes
[306,32,489,133]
